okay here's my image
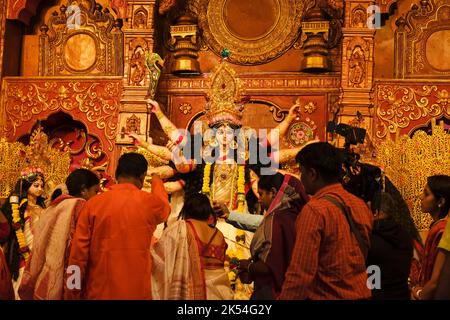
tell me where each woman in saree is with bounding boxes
[0,211,14,299]
[151,193,233,300]
[237,172,309,299]
[412,175,450,299]
[1,168,46,299]
[19,168,100,300]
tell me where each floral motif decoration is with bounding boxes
[179,103,192,115]
[286,118,317,147]
[1,79,122,151]
[376,84,450,138]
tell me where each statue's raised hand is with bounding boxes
[288,103,301,121]
[127,132,143,146]
[146,98,161,114]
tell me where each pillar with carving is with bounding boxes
[117,1,158,150]
[340,0,376,131]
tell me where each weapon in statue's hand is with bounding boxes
[144,52,164,142]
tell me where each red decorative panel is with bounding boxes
[377,0,398,13]
[374,80,450,139]
[0,77,122,174]
[110,0,128,18]
[7,0,42,25]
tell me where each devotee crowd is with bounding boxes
[0,141,449,300]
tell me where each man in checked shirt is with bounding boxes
[279,142,373,300]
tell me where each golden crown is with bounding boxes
[205,52,246,127]
[374,120,450,231]
[0,127,71,198]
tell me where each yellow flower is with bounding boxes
[228,271,237,283]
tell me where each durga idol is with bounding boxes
[130,58,309,298]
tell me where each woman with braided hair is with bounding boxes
[0,168,45,299]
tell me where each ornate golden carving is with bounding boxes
[179,103,192,115]
[375,83,450,138]
[39,0,124,76]
[206,59,245,126]
[268,106,286,122]
[348,46,366,87]
[125,114,141,134]
[159,75,340,92]
[159,0,177,15]
[129,38,148,86]
[301,6,331,71]
[395,0,450,78]
[133,6,148,29]
[376,122,450,230]
[0,127,71,198]
[344,36,371,89]
[169,15,201,75]
[351,6,366,28]
[1,79,122,151]
[197,0,311,65]
[303,101,317,114]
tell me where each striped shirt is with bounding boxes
[279,183,373,300]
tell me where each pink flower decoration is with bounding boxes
[296,131,305,139]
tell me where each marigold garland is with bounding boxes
[11,198,30,262]
[202,163,212,194]
[236,164,246,213]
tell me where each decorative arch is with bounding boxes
[18,111,109,174]
[7,0,45,25]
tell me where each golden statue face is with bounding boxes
[215,123,235,148]
[28,177,45,199]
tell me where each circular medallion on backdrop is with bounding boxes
[287,120,317,147]
[425,30,450,71]
[198,0,310,65]
[223,0,279,40]
[63,33,97,72]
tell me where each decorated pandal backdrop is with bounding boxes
[0,0,449,231]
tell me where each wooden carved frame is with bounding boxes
[39,0,124,76]
[197,0,312,65]
[395,0,450,78]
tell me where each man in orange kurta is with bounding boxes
[66,153,170,300]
